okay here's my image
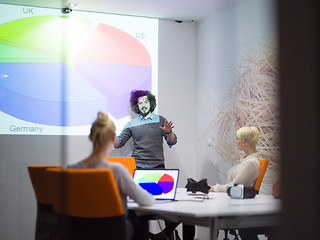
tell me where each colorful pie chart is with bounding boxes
[0,16,152,126]
[138,173,174,195]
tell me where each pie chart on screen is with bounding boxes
[0,16,152,126]
[138,173,174,195]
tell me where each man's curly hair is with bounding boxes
[130,90,156,114]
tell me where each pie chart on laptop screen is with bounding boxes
[138,173,174,196]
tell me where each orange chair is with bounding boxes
[45,167,63,217]
[46,168,127,240]
[107,157,136,177]
[27,165,62,240]
[254,159,269,193]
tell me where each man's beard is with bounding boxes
[140,108,151,117]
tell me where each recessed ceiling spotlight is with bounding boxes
[69,3,77,7]
[61,7,72,14]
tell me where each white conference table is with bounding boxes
[128,188,281,240]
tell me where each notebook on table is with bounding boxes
[133,169,180,201]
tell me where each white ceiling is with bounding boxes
[0,0,243,22]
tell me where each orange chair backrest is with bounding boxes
[254,159,269,192]
[107,157,136,177]
[46,167,63,212]
[27,165,62,204]
[47,168,124,218]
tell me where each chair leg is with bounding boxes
[223,229,230,240]
[230,230,240,240]
[174,230,181,240]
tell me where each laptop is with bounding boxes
[133,169,179,201]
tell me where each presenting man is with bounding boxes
[114,90,177,168]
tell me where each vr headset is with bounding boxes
[227,184,257,199]
[185,178,210,194]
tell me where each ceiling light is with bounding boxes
[61,8,72,14]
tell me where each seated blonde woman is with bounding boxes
[209,126,260,192]
[67,112,154,240]
[150,126,260,240]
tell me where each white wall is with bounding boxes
[197,0,278,184]
[196,0,277,239]
[158,20,197,186]
[0,18,197,240]
[196,0,277,187]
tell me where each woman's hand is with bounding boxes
[113,134,120,148]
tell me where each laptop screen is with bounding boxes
[133,169,179,200]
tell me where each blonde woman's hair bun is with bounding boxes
[89,112,116,151]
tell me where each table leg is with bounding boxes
[210,217,218,240]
